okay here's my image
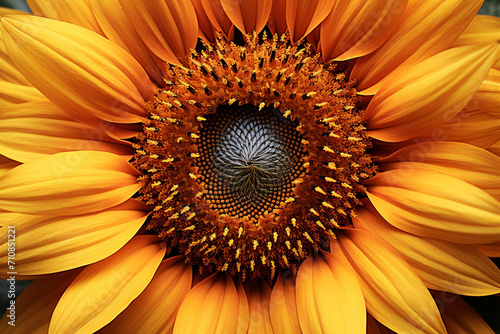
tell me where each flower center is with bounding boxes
[132,34,376,280]
[197,103,306,219]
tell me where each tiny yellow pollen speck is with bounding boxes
[314,187,327,195]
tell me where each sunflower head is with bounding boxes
[132,33,376,280]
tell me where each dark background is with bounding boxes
[1,0,500,332]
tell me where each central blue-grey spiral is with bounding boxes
[196,103,305,218]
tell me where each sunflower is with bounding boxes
[1,0,500,333]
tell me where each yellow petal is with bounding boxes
[0,210,25,227]
[100,256,192,334]
[269,0,287,35]
[0,28,31,85]
[321,0,408,61]
[432,292,495,334]
[0,200,147,275]
[466,68,500,113]
[89,0,164,86]
[378,141,500,201]
[0,155,19,177]
[352,0,483,94]
[26,0,104,34]
[339,229,446,334]
[366,169,500,244]
[0,8,27,17]
[0,101,133,163]
[49,235,165,334]
[0,81,45,107]
[236,278,250,334]
[1,15,153,125]
[296,249,366,334]
[286,0,335,42]
[173,272,239,334]
[270,272,301,334]
[246,280,273,334]
[200,0,234,38]
[453,15,500,47]
[119,0,198,66]
[0,151,140,215]
[356,202,500,296]
[365,44,499,142]
[434,110,500,148]
[220,0,272,34]
[0,270,81,334]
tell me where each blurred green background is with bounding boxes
[1,0,500,332]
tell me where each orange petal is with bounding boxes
[0,101,133,163]
[352,0,483,94]
[0,81,45,107]
[270,272,301,334]
[306,25,321,52]
[296,249,366,334]
[0,151,140,215]
[466,68,500,113]
[0,200,147,275]
[100,256,192,334]
[286,0,335,42]
[367,314,383,334]
[366,169,500,244]
[453,15,500,47]
[236,278,250,334]
[191,0,217,42]
[119,0,198,66]
[321,0,408,62]
[339,230,446,334]
[0,270,81,334]
[201,0,234,38]
[1,15,153,125]
[432,292,495,334]
[269,0,287,35]
[488,140,500,156]
[26,0,104,34]
[49,235,165,334]
[246,280,273,334]
[356,202,500,296]
[475,241,500,258]
[364,44,499,142]
[378,141,500,201]
[220,0,272,34]
[89,0,165,86]
[173,272,240,333]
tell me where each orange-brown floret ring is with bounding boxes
[132,33,376,281]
